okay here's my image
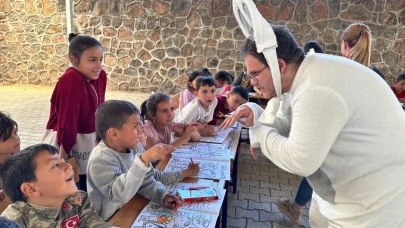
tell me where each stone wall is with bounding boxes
[1,0,405,90]
[0,0,68,85]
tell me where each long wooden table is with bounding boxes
[109,126,242,228]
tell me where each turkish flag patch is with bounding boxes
[61,215,79,228]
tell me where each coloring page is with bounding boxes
[180,189,226,215]
[165,157,230,180]
[166,179,214,194]
[132,203,217,228]
[172,143,229,161]
[198,127,232,144]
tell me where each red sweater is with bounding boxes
[209,95,230,125]
[390,86,405,99]
[45,67,107,154]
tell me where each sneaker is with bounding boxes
[277,197,302,225]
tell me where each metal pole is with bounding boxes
[65,0,73,66]
[65,0,73,35]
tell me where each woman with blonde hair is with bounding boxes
[341,23,385,79]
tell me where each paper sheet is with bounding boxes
[171,143,229,161]
[199,126,233,144]
[132,202,217,228]
[166,179,214,194]
[165,157,230,180]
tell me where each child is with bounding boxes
[0,112,20,212]
[137,119,200,185]
[0,144,110,227]
[42,33,107,192]
[175,76,218,136]
[222,73,234,94]
[200,67,213,76]
[391,74,405,103]
[0,112,20,165]
[179,70,203,110]
[209,86,249,125]
[87,100,181,221]
[214,71,232,95]
[141,93,201,149]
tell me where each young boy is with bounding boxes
[0,112,20,212]
[0,144,111,227]
[0,112,20,164]
[209,86,249,125]
[174,76,218,136]
[87,100,181,221]
[214,71,232,95]
[391,73,405,103]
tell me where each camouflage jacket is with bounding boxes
[1,191,111,228]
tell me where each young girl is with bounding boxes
[179,70,203,110]
[42,33,107,191]
[140,93,201,150]
[214,71,231,95]
[137,118,200,185]
[222,73,234,94]
[0,111,20,213]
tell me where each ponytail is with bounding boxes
[348,30,371,67]
[342,23,372,67]
[68,33,79,42]
[140,100,148,120]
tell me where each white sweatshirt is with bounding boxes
[246,53,405,227]
[174,97,218,123]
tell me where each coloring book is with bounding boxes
[171,142,229,161]
[165,157,230,180]
[131,189,226,228]
[166,179,215,194]
[198,126,233,144]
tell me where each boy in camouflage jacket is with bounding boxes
[0,144,110,228]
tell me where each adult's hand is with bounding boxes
[220,105,255,129]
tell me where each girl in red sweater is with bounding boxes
[42,33,107,191]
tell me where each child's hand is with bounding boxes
[199,125,217,136]
[181,124,198,141]
[163,193,183,209]
[173,122,188,129]
[141,144,176,165]
[182,162,200,177]
[399,98,405,103]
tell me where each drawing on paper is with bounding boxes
[179,189,226,215]
[131,203,216,228]
[167,179,214,194]
[165,158,230,180]
[172,143,228,161]
[180,143,223,154]
[199,127,233,144]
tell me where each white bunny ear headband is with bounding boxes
[233,0,292,125]
[232,0,281,97]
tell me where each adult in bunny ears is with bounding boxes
[221,0,405,227]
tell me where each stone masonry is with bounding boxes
[1,0,405,91]
[0,0,68,85]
